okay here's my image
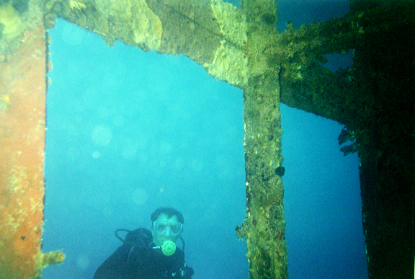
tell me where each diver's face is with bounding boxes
[151,213,182,246]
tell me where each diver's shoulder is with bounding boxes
[125,228,153,246]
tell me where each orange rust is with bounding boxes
[0,23,47,278]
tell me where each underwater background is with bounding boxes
[41,0,368,278]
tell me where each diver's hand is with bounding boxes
[179,265,194,278]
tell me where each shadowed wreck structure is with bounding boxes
[0,0,413,278]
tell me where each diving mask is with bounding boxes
[153,220,183,236]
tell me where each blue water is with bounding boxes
[42,1,368,278]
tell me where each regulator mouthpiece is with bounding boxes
[161,240,176,256]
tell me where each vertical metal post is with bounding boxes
[237,71,288,279]
[0,2,64,278]
[236,0,289,278]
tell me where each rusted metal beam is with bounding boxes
[237,71,288,279]
[235,0,288,278]
[0,1,64,278]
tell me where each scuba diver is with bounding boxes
[93,207,194,279]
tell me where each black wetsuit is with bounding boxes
[93,228,193,279]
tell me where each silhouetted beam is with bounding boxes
[350,1,415,279]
